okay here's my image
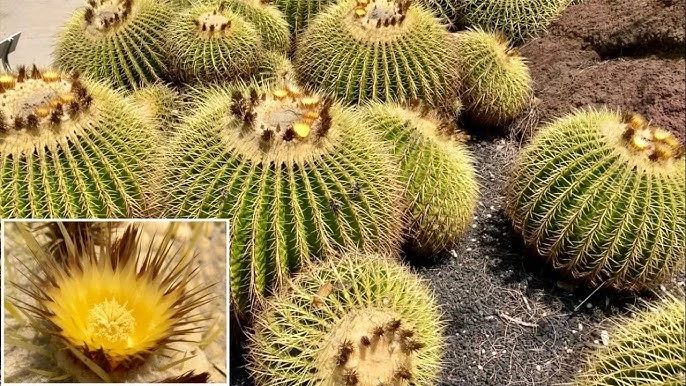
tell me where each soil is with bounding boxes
[231,0,686,385]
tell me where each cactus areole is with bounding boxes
[318,309,423,386]
[227,84,338,162]
[83,0,135,31]
[0,68,93,143]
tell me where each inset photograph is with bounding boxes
[2,220,227,383]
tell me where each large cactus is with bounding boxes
[249,251,444,386]
[576,296,685,385]
[272,0,336,37]
[0,67,159,218]
[55,0,173,89]
[507,108,685,291]
[295,0,460,106]
[362,103,478,256]
[156,82,405,319]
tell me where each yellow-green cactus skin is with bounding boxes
[576,296,685,385]
[507,108,685,291]
[249,252,444,386]
[55,0,174,89]
[0,67,159,218]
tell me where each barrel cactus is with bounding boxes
[455,29,532,127]
[249,251,444,386]
[576,296,685,385]
[363,103,478,256]
[166,1,265,82]
[219,0,291,52]
[295,0,460,106]
[0,67,159,218]
[157,82,405,319]
[55,0,173,89]
[272,0,336,37]
[421,0,571,41]
[507,108,685,291]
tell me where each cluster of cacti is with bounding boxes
[249,251,444,386]
[295,0,460,106]
[55,0,173,89]
[420,0,571,41]
[576,296,685,385]
[362,103,478,255]
[455,29,532,126]
[507,108,685,291]
[0,66,158,218]
[156,82,405,319]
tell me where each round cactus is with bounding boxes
[507,108,685,291]
[166,1,265,82]
[362,103,478,256]
[455,29,532,127]
[219,0,291,52]
[420,0,571,41]
[0,67,159,218]
[156,82,405,318]
[55,0,173,89]
[295,0,460,106]
[272,0,336,37]
[248,251,444,386]
[576,296,685,385]
[130,83,178,132]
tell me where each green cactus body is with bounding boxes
[219,0,291,52]
[294,0,460,106]
[421,0,571,41]
[130,83,178,132]
[249,252,443,386]
[0,68,158,218]
[455,29,532,127]
[363,103,478,256]
[158,83,405,318]
[507,108,686,291]
[166,2,265,82]
[55,0,173,90]
[253,52,296,86]
[577,297,685,385]
[272,0,335,37]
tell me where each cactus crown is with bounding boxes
[0,67,95,154]
[318,309,423,386]
[83,0,135,34]
[605,113,684,172]
[194,2,234,38]
[221,83,338,164]
[345,0,414,41]
[615,113,684,164]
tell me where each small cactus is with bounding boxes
[166,1,265,82]
[55,0,173,89]
[576,296,685,385]
[295,0,460,106]
[248,252,444,386]
[0,67,159,218]
[507,108,685,291]
[455,29,532,127]
[156,82,405,319]
[362,103,478,256]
